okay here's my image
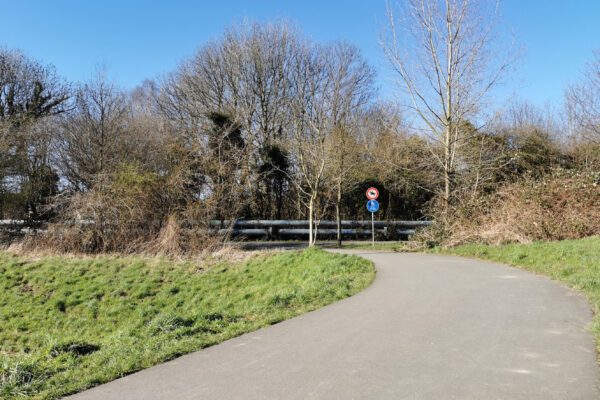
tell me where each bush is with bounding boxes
[419,169,600,246]
[21,163,222,255]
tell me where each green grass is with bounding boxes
[0,248,374,399]
[440,236,600,352]
[338,241,415,252]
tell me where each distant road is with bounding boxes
[69,252,599,399]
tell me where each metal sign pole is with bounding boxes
[371,211,375,247]
[365,188,379,247]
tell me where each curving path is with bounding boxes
[68,252,600,399]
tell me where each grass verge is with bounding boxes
[0,248,374,399]
[338,241,417,252]
[439,236,600,352]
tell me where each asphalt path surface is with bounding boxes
[68,251,600,399]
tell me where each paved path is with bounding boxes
[68,252,600,399]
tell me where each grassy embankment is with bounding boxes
[441,236,600,351]
[0,248,374,399]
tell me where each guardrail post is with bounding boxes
[271,226,279,240]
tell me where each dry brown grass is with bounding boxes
[15,163,243,257]
[419,169,600,246]
[8,233,256,266]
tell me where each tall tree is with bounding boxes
[325,124,363,246]
[0,48,69,219]
[56,70,128,190]
[159,22,297,218]
[381,0,511,210]
[566,50,600,144]
[322,43,374,245]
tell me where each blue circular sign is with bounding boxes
[366,199,379,213]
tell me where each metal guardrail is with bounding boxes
[1,219,433,241]
[212,220,433,240]
[210,220,432,228]
[0,220,27,225]
[0,219,40,234]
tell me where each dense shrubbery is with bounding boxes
[21,162,234,254]
[421,169,600,246]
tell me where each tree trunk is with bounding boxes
[444,123,452,213]
[308,194,315,246]
[472,170,480,201]
[336,180,342,247]
[444,165,451,210]
[276,179,283,219]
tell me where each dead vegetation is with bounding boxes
[419,169,600,246]
[17,161,243,256]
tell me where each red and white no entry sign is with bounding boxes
[366,187,379,200]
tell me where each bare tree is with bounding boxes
[161,22,375,243]
[0,48,69,125]
[227,22,296,218]
[288,41,374,245]
[322,43,375,245]
[325,124,364,246]
[566,50,600,144]
[381,0,511,210]
[286,42,328,245]
[56,70,128,190]
[159,21,298,218]
[0,48,69,219]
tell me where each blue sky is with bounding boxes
[2,0,599,108]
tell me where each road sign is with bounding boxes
[366,187,379,200]
[366,199,379,213]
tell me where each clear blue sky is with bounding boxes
[2,0,599,108]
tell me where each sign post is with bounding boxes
[372,207,375,246]
[365,187,380,247]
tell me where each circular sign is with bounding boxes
[366,187,379,200]
[366,199,380,213]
